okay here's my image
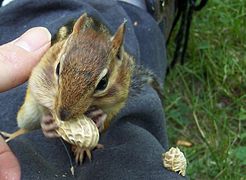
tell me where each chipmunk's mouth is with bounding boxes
[84,106,107,132]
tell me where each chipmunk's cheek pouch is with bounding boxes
[84,107,107,131]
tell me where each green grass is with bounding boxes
[164,0,246,179]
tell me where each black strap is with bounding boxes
[190,0,208,11]
[166,0,208,74]
[0,0,4,6]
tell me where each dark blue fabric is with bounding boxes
[0,0,185,179]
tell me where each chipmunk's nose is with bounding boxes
[59,108,70,121]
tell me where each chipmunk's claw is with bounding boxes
[0,129,29,142]
[41,115,60,138]
[0,130,12,142]
[0,131,12,137]
[85,107,107,132]
[72,144,103,164]
[76,150,85,164]
[86,149,92,161]
[72,145,91,164]
[96,144,104,149]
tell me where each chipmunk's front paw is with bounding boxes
[85,107,107,132]
[41,115,60,138]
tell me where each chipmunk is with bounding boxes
[1,13,163,163]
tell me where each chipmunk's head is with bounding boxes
[54,14,133,121]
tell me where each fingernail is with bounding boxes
[15,27,51,52]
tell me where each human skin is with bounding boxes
[0,27,51,92]
[0,27,51,180]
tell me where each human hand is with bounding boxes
[0,27,51,92]
[0,27,51,179]
[0,135,20,180]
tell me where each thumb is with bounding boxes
[0,136,20,180]
[0,27,51,92]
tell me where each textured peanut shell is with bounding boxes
[162,147,187,176]
[55,115,99,150]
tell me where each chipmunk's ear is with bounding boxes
[72,13,88,34]
[111,21,126,58]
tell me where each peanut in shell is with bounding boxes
[162,147,187,176]
[55,115,99,150]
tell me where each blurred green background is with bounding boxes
[164,0,246,179]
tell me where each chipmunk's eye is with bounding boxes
[95,74,108,91]
[56,62,60,76]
